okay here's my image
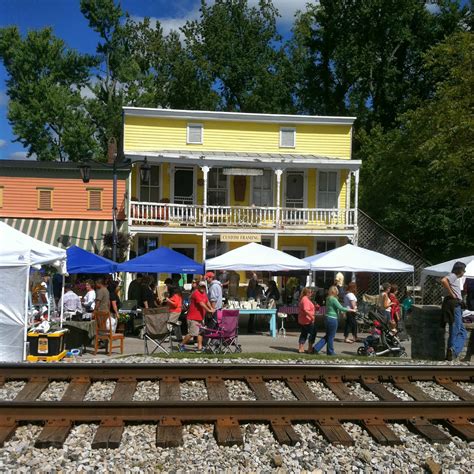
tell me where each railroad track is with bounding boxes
[0,364,473,449]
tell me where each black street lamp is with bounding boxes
[79,139,150,261]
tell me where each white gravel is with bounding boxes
[84,381,116,401]
[0,419,473,472]
[414,381,461,401]
[266,380,297,400]
[37,381,68,401]
[306,381,338,400]
[224,379,256,401]
[383,382,415,401]
[180,380,207,401]
[345,381,380,401]
[457,382,474,396]
[132,380,160,401]
[0,381,26,401]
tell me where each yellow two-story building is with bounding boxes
[123,107,360,265]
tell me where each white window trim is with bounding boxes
[170,165,196,205]
[279,127,296,148]
[283,169,307,208]
[187,123,204,145]
[315,169,341,209]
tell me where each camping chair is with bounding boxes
[143,308,180,355]
[93,310,124,356]
[202,310,241,354]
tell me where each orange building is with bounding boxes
[0,160,128,253]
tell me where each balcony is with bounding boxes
[130,201,355,231]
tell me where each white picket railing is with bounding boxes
[130,201,355,229]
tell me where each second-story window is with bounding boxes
[37,188,53,211]
[208,168,227,206]
[87,188,103,210]
[252,170,273,207]
[318,171,338,208]
[187,123,203,144]
[140,164,160,202]
[280,127,296,148]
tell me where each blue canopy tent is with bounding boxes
[66,245,117,274]
[117,247,204,274]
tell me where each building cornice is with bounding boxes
[123,107,356,126]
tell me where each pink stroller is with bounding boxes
[201,310,241,354]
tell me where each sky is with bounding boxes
[0,0,310,160]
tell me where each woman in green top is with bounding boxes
[313,286,357,355]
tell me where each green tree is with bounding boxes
[360,32,474,261]
[0,27,99,161]
[291,0,469,129]
[182,0,294,113]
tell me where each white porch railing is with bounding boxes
[130,201,355,230]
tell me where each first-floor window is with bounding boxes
[137,236,158,256]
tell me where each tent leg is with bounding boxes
[60,274,65,328]
[378,273,380,292]
[23,267,30,361]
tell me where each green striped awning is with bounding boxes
[1,218,127,253]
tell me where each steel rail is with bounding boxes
[0,400,472,421]
[0,363,472,381]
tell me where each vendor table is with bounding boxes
[63,320,96,350]
[238,309,277,338]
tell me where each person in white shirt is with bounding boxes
[343,282,358,343]
[60,284,82,316]
[82,280,96,312]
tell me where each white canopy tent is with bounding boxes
[304,244,414,273]
[421,256,474,284]
[0,222,66,361]
[205,242,310,272]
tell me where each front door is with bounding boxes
[285,171,304,208]
[174,167,194,205]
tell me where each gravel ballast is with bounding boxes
[0,355,472,472]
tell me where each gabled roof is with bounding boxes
[123,107,356,126]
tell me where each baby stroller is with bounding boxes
[357,309,407,357]
[201,309,242,354]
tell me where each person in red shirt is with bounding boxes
[180,281,213,352]
[297,287,319,353]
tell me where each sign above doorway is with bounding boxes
[220,234,262,243]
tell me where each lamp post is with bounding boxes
[79,139,150,261]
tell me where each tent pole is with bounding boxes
[23,266,30,361]
[60,274,65,328]
[378,273,380,293]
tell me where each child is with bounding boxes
[364,319,382,354]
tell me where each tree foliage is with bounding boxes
[360,32,474,261]
[0,27,98,161]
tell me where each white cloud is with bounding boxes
[8,151,37,160]
[0,139,6,149]
[130,0,312,38]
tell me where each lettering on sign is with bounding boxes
[220,234,261,243]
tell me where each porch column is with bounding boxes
[346,171,351,211]
[354,169,359,225]
[201,166,210,263]
[274,169,283,249]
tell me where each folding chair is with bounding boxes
[93,310,124,356]
[202,310,241,354]
[143,308,180,355]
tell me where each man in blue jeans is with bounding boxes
[441,262,467,361]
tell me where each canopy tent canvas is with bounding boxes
[0,222,66,362]
[421,256,474,284]
[205,243,310,272]
[117,247,204,274]
[66,245,117,274]
[304,244,414,273]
